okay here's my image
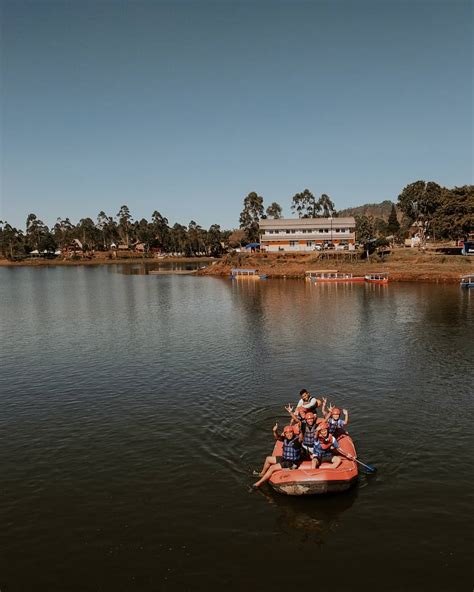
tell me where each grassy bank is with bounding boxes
[200,249,472,283]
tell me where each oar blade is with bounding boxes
[363,464,377,473]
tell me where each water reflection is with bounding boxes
[0,269,472,591]
[117,261,209,275]
[259,487,358,543]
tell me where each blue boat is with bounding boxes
[462,241,474,256]
[460,275,474,288]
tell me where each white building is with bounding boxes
[260,217,356,252]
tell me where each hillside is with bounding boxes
[338,200,397,220]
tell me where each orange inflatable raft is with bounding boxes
[269,434,359,496]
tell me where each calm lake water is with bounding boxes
[0,266,472,592]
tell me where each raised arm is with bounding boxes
[272,422,280,441]
[343,409,349,425]
[285,404,300,424]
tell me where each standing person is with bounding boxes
[296,389,322,415]
[311,422,341,469]
[253,424,303,488]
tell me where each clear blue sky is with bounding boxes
[1,0,472,230]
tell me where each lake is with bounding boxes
[0,266,472,591]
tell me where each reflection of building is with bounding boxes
[260,217,356,252]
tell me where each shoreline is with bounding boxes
[199,251,472,284]
[1,252,471,283]
[0,256,214,268]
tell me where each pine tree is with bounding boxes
[387,204,400,235]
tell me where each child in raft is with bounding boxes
[253,423,303,488]
[321,400,349,437]
[311,422,342,469]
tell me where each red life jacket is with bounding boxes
[317,435,335,450]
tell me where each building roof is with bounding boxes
[260,217,355,228]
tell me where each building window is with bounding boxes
[290,240,297,246]
[306,241,314,246]
[290,230,296,234]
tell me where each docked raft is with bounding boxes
[269,434,358,496]
[305,269,365,283]
[230,268,267,280]
[365,272,389,284]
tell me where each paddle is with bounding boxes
[337,449,377,473]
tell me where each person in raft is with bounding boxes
[286,404,307,427]
[253,423,303,488]
[311,422,342,470]
[296,389,322,415]
[321,399,349,437]
[285,405,320,456]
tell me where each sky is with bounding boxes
[1,0,472,230]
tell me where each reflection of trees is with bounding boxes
[258,486,358,543]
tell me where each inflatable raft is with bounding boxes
[269,434,359,496]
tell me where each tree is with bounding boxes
[374,217,388,237]
[188,220,206,255]
[0,221,24,259]
[291,189,319,218]
[25,213,48,251]
[355,215,375,242]
[397,181,443,244]
[96,211,109,249]
[170,223,189,255]
[316,194,337,217]
[117,205,133,247]
[431,185,474,240]
[53,217,75,249]
[151,211,170,251]
[78,217,99,250]
[266,202,283,219]
[135,218,154,251]
[387,204,400,236]
[239,192,264,243]
[227,229,245,249]
[206,224,224,256]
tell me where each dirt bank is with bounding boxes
[0,255,214,268]
[200,250,472,283]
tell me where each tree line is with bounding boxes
[1,181,471,259]
[0,207,235,260]
[355,182,473,243]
